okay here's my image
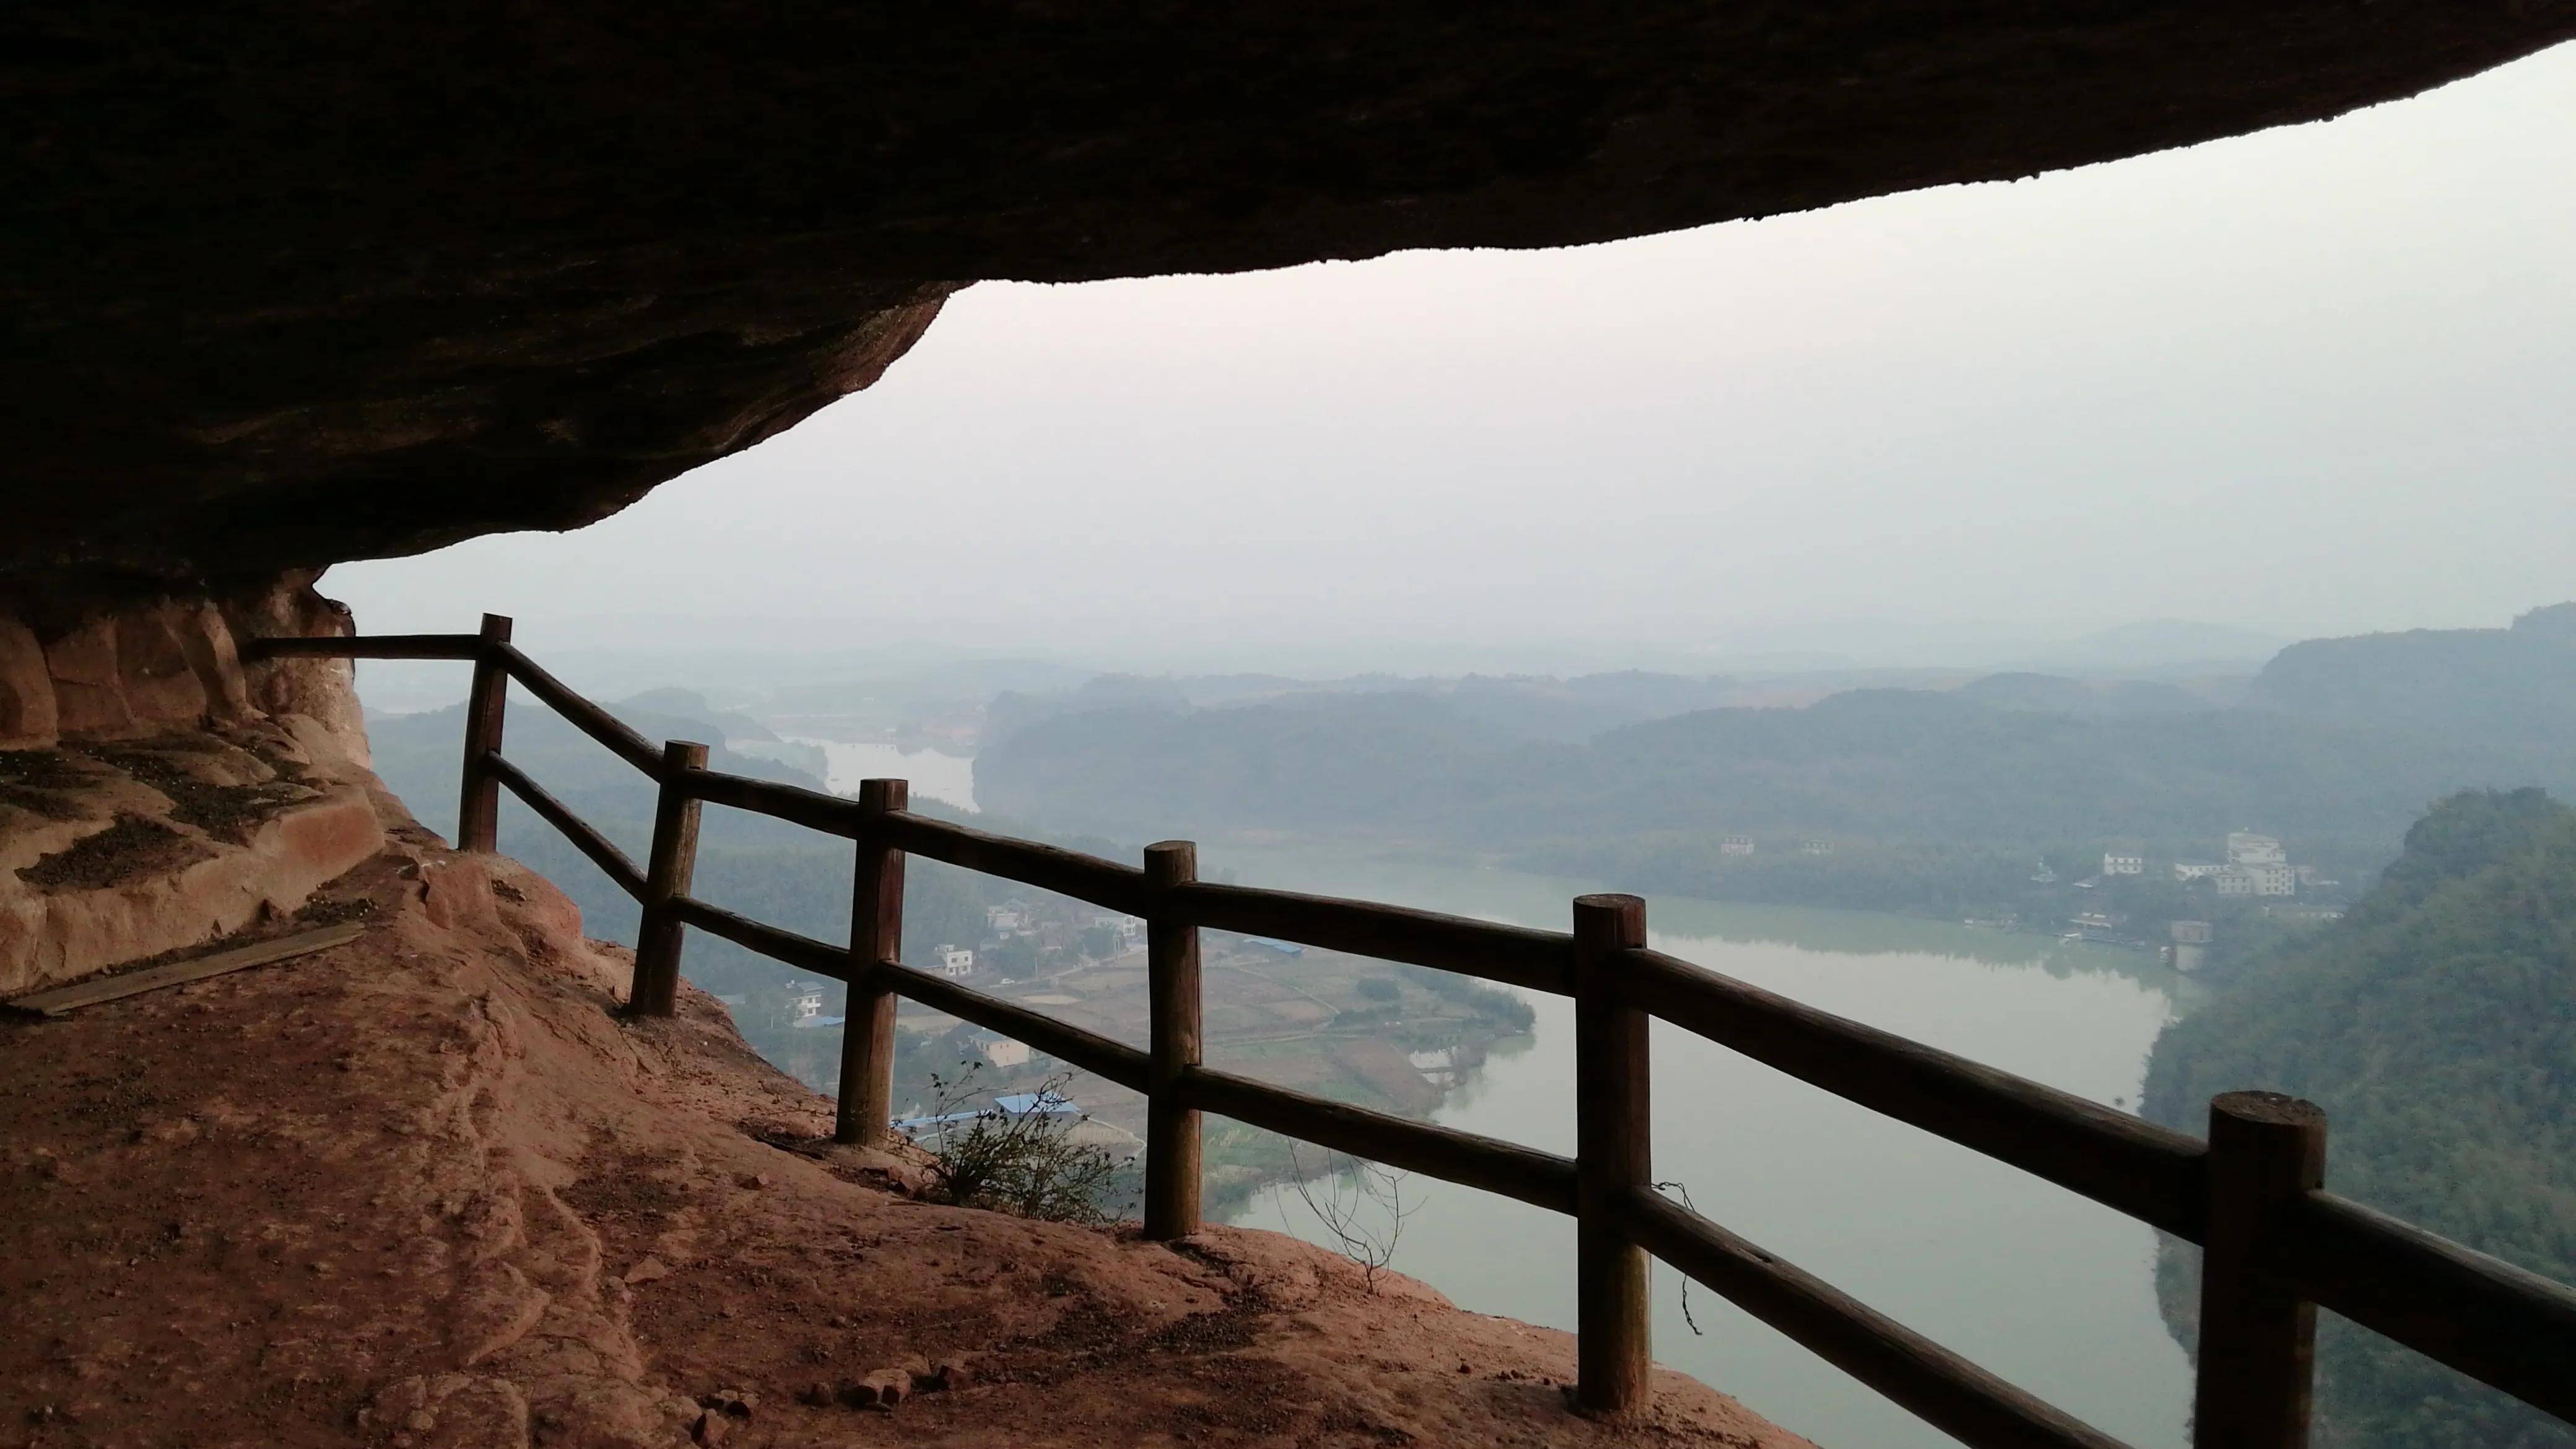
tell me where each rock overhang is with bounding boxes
[8,2,2573,592]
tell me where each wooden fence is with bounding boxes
[249,617,2576,1447]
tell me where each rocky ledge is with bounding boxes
[1,790,1811,1449]
[0,723,381,995]
[1,580,380,993]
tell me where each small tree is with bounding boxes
[1286,1147,1416,1292]
[988,935,1040,980]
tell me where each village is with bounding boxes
[2066,830,2349,970]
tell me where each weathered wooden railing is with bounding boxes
[248,617,2576,1448]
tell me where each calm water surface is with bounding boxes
[789,738,979,810]
[1206,843,2202,1449]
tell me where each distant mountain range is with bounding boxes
[2244,602,2576,750]
[2019,618,2292,672]
[974,604,2576,886]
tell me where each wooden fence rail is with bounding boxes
[245,620,2576,1448]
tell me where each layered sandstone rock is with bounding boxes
[1,577,381,991]
[0,723,383,995]
[0,577,363,758]
[0,813,1814,1449]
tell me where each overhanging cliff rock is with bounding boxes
[10,2,2575,593]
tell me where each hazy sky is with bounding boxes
[338,43,2575,672]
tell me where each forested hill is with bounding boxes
[2245,602,2576,749]
[976,683,2572,866]
[2141,789,2576,1449]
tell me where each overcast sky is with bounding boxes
[337,42,2575,674]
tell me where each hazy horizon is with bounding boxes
[336,40,2575,677]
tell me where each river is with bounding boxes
[1201,842,2204,1449]
[786,738,980,811]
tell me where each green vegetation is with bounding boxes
[2245,603,2576,751]
[909,1069,1134,1224]
[977,681,2576,926]
[2141,789,2576,1449]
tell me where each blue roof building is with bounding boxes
[892,1089,1080,1137]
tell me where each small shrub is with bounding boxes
[908,1068,1131,1225]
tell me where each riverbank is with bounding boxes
[1203,842,2204,1449]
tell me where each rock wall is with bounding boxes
[0,574,365,762]
[9,7,2570,595]
[1,575,384,993]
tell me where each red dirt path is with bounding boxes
[0,807,1811,1449]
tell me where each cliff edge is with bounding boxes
[1,777,1808,1449]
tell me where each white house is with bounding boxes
[1087,913,1144,944]
[933,944,975,977]
[2243,861,2296,897]
[2226,832,2287,867]
[960,1029,1032,1069]
[1720,835,1756,856]
[2173,861,2224,882]
[985,905,1024,932]
[2212,868,2257,898]
[2102,853,2145,876]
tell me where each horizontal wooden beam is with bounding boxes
[883,963,1151,1094]
[665,892,1147,1090]
[676,767,864,836]
[1624,1188,2134,1449]
[1180,1064,1577,1215]
[2279,1191,2576,1419]
[669,896,853,980]
[1617,946,2206,1238]
[1167,881,1576,995]
[879,811,1149,913]
[494,642,664,778]
[240,632,484,661]
[485,751,646,898]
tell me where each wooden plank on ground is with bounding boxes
[4,922,366,1017]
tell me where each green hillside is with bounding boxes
[2245,603,2576,750]
[2141,789,2576,1449]
[977,684,2574,892]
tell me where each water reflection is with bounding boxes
[788,737,979,810]
[1208,842,2195,1449]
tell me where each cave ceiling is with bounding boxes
[8,2,2572,593]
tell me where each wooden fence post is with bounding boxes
[455,612,513,853]
[629,739,708,1016]
[836,778,907,1146]
[1144,840,1203,1240]
[2193,1090,2327,1449]
[1573,892,1652,1415]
